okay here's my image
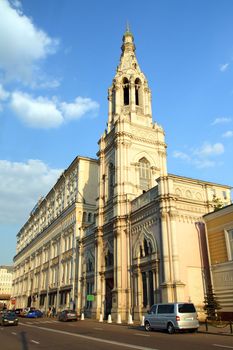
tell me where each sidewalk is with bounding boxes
[198,321,233,336]
[42,315,233,336]
[78,317,233,336]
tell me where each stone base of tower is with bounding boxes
[110,288,131,322]
[161,281,185,302]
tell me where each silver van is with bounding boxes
[144,302,199,334]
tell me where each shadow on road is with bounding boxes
[20,331,29,350]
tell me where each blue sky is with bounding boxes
[0,0,233,265]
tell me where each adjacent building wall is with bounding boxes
[12,157,98,312]
[204,204,233,320]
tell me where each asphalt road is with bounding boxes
[1,317,233,350]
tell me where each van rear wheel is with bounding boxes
[145,321,151,331]
[167,322,175,334]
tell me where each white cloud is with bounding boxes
[10,91,100,128]
[10,91,64,128]
[194,142,224,157]
[220,63,229,72]
[222,130,233,138]
[173,142,224,169]
[173,151,191,162]
[193,159,216,169]
[212,117,232,125]
[61,97,100,120]
[0,159,62,224]
[0,0,59,85]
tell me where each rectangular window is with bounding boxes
[227,229,233,260]
[222,191,227,200]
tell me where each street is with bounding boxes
[1,318,233,350]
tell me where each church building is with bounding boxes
[12,29,231,322]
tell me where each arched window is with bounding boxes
[139,157,151,191]
[105,251,113,267]
[135,78,141,106]
[87,259,94,272]
[123,78,129,105]
[144,239,149,256]
[82,211,87,223]
[88,213,92,222]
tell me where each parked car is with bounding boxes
[144,302,199,334]
[14,308,23,315]
[0,310,18,326]
[58,310,77,322]
[19,308,30,317]
[25,309,43,318]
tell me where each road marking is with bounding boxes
[11,332,17,335]
[93,327,104,330]
[22,323,159,350]
[213,345,233,349]
[31,340,40,344]
[134,333,150,337]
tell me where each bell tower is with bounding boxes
[94,27,167,321]
[107,27,153,131]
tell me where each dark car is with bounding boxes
[58,310,77,322]
[25,309,43,318]
[14,308,23,315]
[0,310,19,326]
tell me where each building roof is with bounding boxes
[203,203,233,220]
[168,173,232,189]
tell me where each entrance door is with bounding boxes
[105,278,113,319]
[27,296,31,308]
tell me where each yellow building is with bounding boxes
[204,204,233,320]
[0,266,13,309]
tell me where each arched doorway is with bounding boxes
[132,230,160,320]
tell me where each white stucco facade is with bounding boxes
[13,29,231,321]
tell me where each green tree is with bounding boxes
[203,285,221,320]
[212,195,223,211]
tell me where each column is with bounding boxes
[160,211,170,283]
[77,240,82,315]
[107,88,112,131]
[153,265,160,303]
[100,273,105,316]
[94,232,103,318]
[160,209,173,302]
[115,84,121,115]
[146,271,150,308]
[130,80,135,114]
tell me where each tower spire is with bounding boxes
[126,21,130,33]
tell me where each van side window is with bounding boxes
[157,304,174,314]
[150,305,157,314]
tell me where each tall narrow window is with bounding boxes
[123,78,129,105]
[108,163,115,198]
[139,157,151,191]
[112,89,116,114]
[135,78,141,106]
[144,239,149,256]
[227,229,233,260]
